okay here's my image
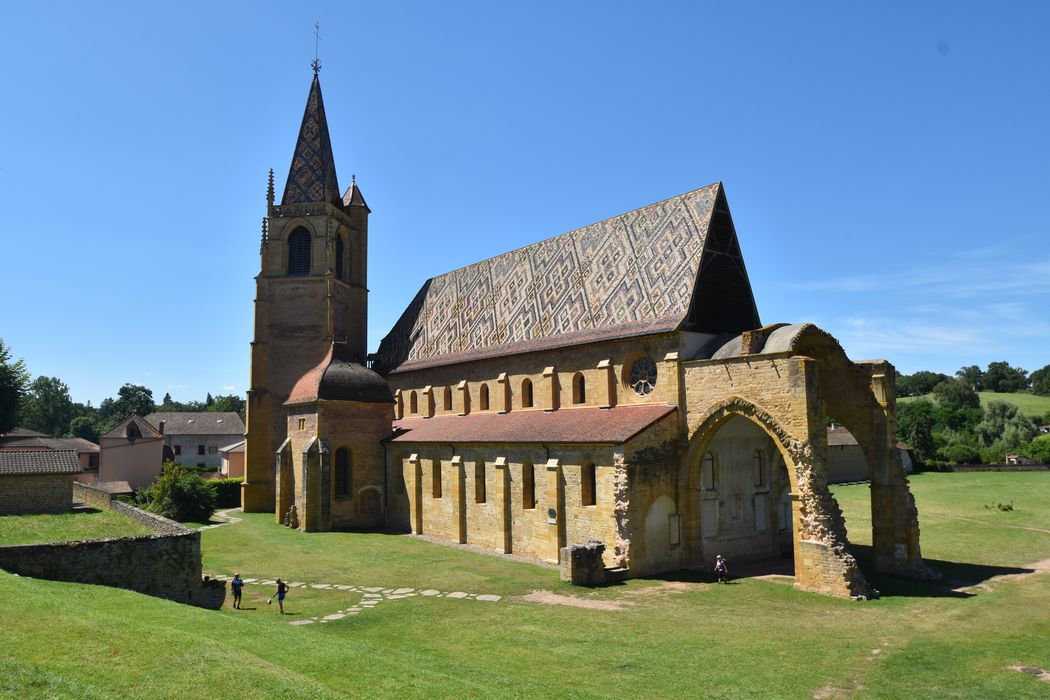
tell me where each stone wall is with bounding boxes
[2,482,210,606]
[0,474,73,515]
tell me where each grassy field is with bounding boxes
[0,508,154,546]
[899,390,1050,419]
[3,472,1050,698]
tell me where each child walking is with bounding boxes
[270,578,289,614]
[714,555,729,584]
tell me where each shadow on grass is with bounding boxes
[69,506,103,515]
[848,544,1034,598]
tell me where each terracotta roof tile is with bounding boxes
[0,450,82,475]
[144,412,245,436]
[388,404,675,444]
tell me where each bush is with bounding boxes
[206,478,243,508]
[144,462,215,522]
[1025,435,1050,465]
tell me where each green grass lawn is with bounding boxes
[900,390,1050,419]
[3,473,1050,698]
[0,508,154,546]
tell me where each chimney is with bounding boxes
[158,420,165,435]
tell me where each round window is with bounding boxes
[628,355,658,396]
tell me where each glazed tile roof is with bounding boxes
[0,450,82,475]
[281,73,341,206]
[376,182,760,374]
[387,404,676,444]
[143,412,245,436]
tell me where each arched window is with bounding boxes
[581,462,596,506]
[335,234,345,281]
[443,386,453,412]
[287,227,311,275]
[479,383,490,411]
[475,459,486,503]
[522,460,535,509]
[702,452,717,490]
[521,378,534,408]
[432,460,442,498]
[126,421,141,442]
[753,450,765,487]
[572,372,586,404]
[335,447,352,496]
[409,391,418,415]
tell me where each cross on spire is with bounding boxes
[311,21,322,74]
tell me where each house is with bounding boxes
[0,434,101,483]
[98,414,166,490]
[826,426,914,483]
[144,412,245,469]
[238,68,935,599]
[219,440,245,478]
[0,450,82,514]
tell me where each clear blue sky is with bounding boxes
[2,2,1048,406]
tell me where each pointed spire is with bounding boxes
[281,73,340,206]
[341,175,369,212]
[260,218,269,253]
[266,168,275,206]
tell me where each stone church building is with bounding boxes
[241,69,937,599]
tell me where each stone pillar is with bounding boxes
[542,366,558,411]
[421,386,435,418]
[450,456,466,543]
[596,359,615,409]
[494,457,512,553]
[404,454,422,534]
[496,373,510,414]
[456,380,469,416]
[545,459,565,562]
[393,389,403,420]
[275,440,293,525]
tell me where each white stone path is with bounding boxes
[200,510,502,626]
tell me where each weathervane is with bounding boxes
[311,21,322,74]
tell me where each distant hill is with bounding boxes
[899,391,1050,419]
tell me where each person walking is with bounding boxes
[714,555,729,584]
[270,578,289,614]
[230,573,244,609]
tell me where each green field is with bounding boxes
[0,508,153,546]
[3,473,1050,698]
[899,391,1050,419]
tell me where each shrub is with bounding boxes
[145,462,216,522]
[206,478,243,508]
[1025,435,1050,465]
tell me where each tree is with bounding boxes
[99,383,156,431]
[975,400,1036,448]
[955,365,984,391]
[1030,364,1050,397]
[933,379,980,410]
[896,399,936,461]
[205,392,214,407]
[142,462,215,522]
[1025,435,1050,464]
[0,338,30,435]
[69,415,101,443]
[20,376,75,436]
[983,361,1029,393]
[207,394,245,414]
[896,371,951,397]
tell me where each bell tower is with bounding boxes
[242,66,371,512]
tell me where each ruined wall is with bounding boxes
[0,474,73,515]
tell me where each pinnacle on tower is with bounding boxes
[281,73,340,206]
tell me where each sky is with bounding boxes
[1,1,1048,406]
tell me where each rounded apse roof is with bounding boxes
[286,342,394,406]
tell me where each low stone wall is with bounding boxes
[1,482,214,607]
[949,464,1049,473]
[560,540,608,586]
[0,474,74,515]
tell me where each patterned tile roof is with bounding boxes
[376,182,760,374]
[0,450,82,475]
[387,404,676,444]
[281,74,341,206]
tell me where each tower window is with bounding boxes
[335,234,345,281]
[287,227,311,275]
[335,447,352,496]
[521,378,534,408]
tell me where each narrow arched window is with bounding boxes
[479,383,490,411]
[443,386,453,412]
[287,227,311,275]
[753,450,765,487]
[432,461,442,498]
[335,234,345,281]
[409,391,419,414]
[475,459,486,503]
[126,421,141,442]
[581,462,596,506]
[335,447,352,496]
[572,372,586,404]
[702,452,717,490]
[521,378,533,408]
[522,460,535,509]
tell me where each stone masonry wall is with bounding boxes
[0,474,73,515]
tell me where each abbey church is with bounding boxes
[241,69,937,599]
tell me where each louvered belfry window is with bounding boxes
[287,227,311,275]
